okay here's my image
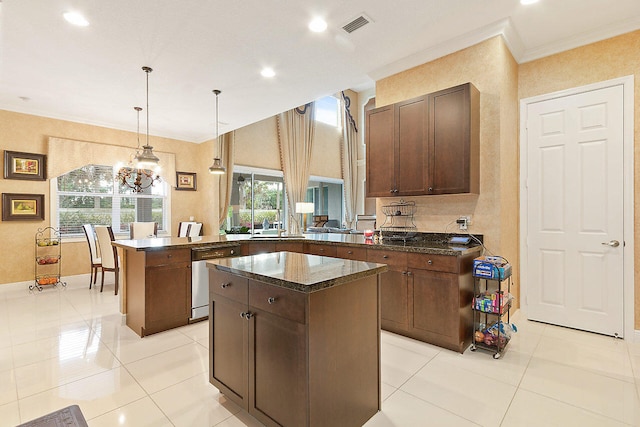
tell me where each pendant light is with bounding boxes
[135,66,160,171]
[115,106,161,192]
[208,89,226,175]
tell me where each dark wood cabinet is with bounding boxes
[209,267,380,427]
[367,249,409,332]
[405,252,476,352]
[365,82,479,197]
[396,96,429,195]
[429,83,480,194]
[125,248,191,337]
[366,104,395,197]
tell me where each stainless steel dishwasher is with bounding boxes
[191,244,240,321]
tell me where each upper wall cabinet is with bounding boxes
[366,83,479,197]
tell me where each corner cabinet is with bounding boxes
[365,82,479,197]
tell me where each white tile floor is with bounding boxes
[1,277,640,426]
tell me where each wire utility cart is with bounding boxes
[380,200,417,241]
[470,257,513,359]
[33,227,66,291]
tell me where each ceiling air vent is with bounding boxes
[342,14,372,34]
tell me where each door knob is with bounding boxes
[601,240,620,248]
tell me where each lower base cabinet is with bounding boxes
[125,248,192,337]
[209,268,380,427]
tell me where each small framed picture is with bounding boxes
[3,151,47,181]
[176,171,197,191]
[2,193,45,221]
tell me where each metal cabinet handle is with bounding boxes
[240,312,254,320]
[389,189,394,194]
[402,271,407,275]
[347,251,353,254]
[382,255,389,259]
[221,283,231,289]
[407,271,413,276]
[601,240,620,247]
[230,250,235,255]
[267,297,276,304]
[428,260,433,265]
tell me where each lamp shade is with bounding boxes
[295,202,314,214]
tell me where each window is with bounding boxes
[55,164,168,237]
[224,168,286,235]
[315,95,340,127]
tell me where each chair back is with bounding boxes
[187,222,202,237]
[95,226,117,269]
[82,224,100,262]
[130,222,158,239]
[178,221,202,237]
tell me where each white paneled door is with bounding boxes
[525,85,624,337]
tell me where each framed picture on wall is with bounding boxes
[176,171,197,191]
[3,151,47,181]
[2,193,45,221]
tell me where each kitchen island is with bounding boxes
[207,251,387,427]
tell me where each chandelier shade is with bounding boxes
[115,67,162,193]
[208,89,226,175]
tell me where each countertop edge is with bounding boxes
[208,256,388,293]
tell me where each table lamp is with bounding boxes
[295,202,315,232]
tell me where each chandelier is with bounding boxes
[208,89,226,174]
[116,66,161,192]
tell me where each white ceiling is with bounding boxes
[1,0,639,143]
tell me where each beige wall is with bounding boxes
[0,101,345,285]
[232,109,344,180]
[0,110,208,284]
[375,37,520,307]
[519,30,640,328]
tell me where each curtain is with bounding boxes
[277,103,316,235]
[341,91,359,229]
[218,131,236,227]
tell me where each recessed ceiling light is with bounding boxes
[520,0,539,4]
[309,17,328,33]
[261,67,276,78]
[63,11,89,27]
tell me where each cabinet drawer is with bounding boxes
[407,252,458,273]
[336,246,367,261]
[146,249,190,266]
[367,249,407,268]
[249,281,306,324]
[306,243,337,257]
[209,270,249,304]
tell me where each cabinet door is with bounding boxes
[209,294,249,409]
[428,83,479,194]
[410,269,459,341]
[249,309,307,427]
[366,105,395,197]
[275,242,304,253]
[145,263,191,334]
[396,96,428,196]
[379,269,409,331]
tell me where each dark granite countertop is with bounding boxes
[207,251,388,293]
[112,232,483,256]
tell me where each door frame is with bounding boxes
[519,76,635,340]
